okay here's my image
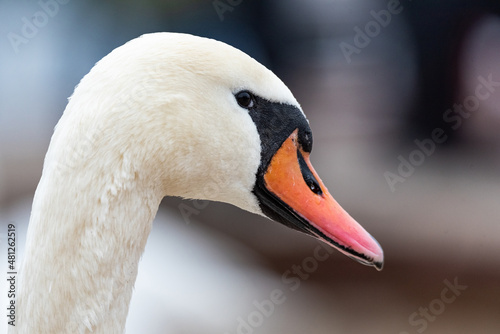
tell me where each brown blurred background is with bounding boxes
[1,0,500,333]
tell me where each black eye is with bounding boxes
[235,91,255,109]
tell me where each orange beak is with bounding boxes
[261,130,383,270]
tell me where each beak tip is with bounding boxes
[359,251,384,271]
[367,235,384,271]
[371,245,384,271]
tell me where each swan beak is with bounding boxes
[259,130,384,270]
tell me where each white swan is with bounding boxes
[14,32,383,334]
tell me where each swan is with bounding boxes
[13,32,383,334]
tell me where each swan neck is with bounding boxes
[15,168,161,333]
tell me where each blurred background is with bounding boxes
[1,0,500,333]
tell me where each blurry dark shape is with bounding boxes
[93,0,200,15]
[459,15,500,151]
[402,0,500,147]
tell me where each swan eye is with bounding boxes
[235,91,255,109]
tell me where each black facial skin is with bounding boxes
[242,92,316,233]
[239,92,314,174]
[235,91,378,267]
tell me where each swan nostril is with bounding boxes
[297,150,323,196]
[307,179,322,195]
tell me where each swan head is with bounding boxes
[58,32,383,270]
